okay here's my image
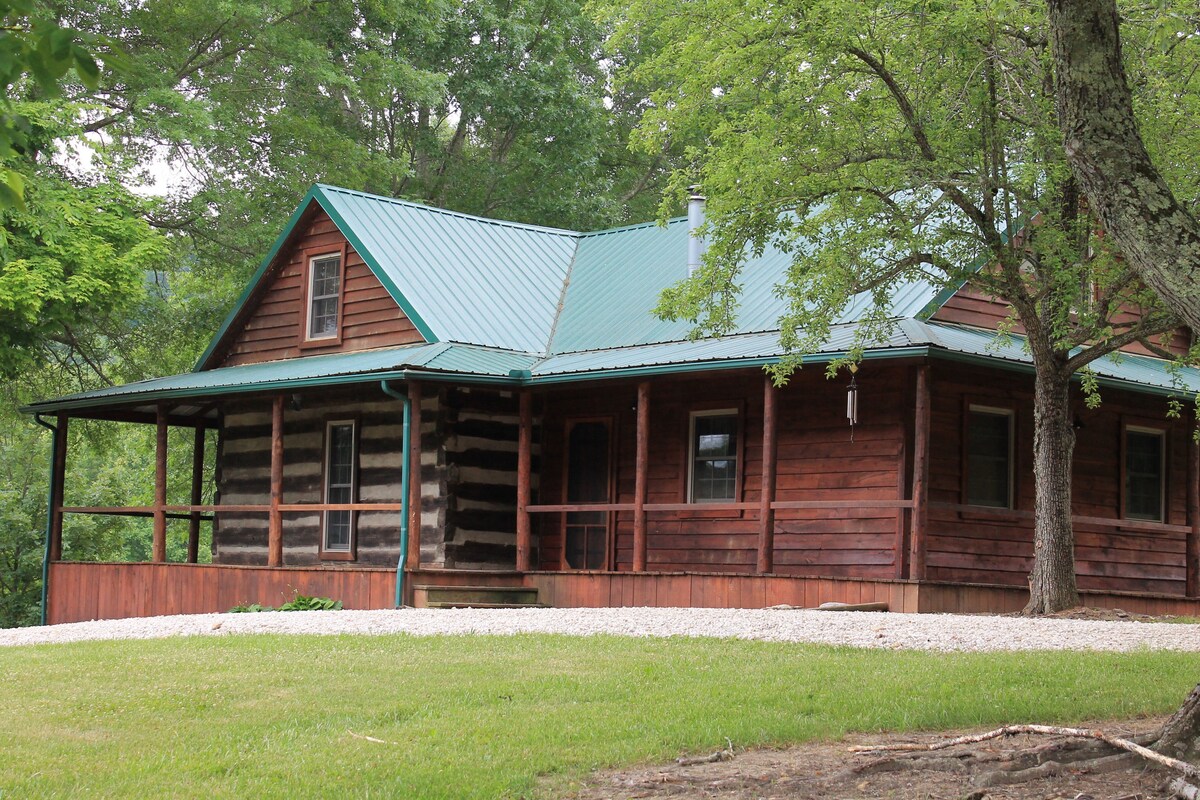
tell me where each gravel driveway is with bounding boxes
[2,607,1198,651]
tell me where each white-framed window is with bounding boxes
[306,253,342,340]
[688,409,739,503]
[323,420,357,554]
[1124,426,1165,522]
[966,405,1014,508]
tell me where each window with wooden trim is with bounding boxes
[1124,427,1165,522]
[322,420,357,556]
[306,253,342,340]
[688,410,739,503]
[965,406,1013,508]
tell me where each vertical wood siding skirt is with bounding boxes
[45,562,1200,624]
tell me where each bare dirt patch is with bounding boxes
[566,718,1174,800]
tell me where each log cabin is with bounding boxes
[25,184,1200,623]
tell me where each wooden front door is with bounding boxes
[563,418,612,570]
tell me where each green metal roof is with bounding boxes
[317,186,579,353]
[549,218,942,354]
[30,185,1192,414]
[197,185,952,368]
[26,320,1198,415]
[28,343,538,414]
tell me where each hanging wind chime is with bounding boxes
[846,363,859,442]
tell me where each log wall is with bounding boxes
[421,387,538,569]
[214,209,424,367]
[215,391,417,566]
[926,360,1192,595]
[535,366,911,577]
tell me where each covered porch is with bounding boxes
[31,348,1200,623]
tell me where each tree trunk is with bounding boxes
[1156,684,1200,766]
[1025,366,1081,614]
[1047,0,1200,333]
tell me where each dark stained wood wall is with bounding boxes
[216,209,424,367]
[932,280,1190,358]
[535,365,911,577]
[926,360,1191,595]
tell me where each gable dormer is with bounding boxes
[203,205,426,369]
[930,279,1191,359]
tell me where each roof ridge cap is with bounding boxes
[315,184,582,238]
[578,216,688,238]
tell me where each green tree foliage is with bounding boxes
[620,0,1196,612]
[0,0,97,207]
[0,0,674,626]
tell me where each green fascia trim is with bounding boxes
[914,218,1027,321]
[314,186,439,344]
[927,348,1193,400]
[191,186,440,372]
[21,368,524,415]
[527,347,931,384]
[193,187,323,371]
[28,344,1191,417]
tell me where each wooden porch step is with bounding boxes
[412,584,540,609]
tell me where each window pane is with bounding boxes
[326,510,351,550]
[1126,431,1163,521]
[310,297,338,337]
[312,258,340,295]
[324,423,355,552]
[309,256,341,338]
[966,411,1011,508]
[695,415,737,456]
[691,413,738,502]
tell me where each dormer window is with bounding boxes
[307,253,342,340]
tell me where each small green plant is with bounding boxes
[277,594,343,612]
[227,594,343,613]
[228,603,272,613]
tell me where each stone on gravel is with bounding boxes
[2,607,1199,652]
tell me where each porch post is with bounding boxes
[267,395,284,567]
[909,364,931,581]
[757,376,778,574]
[406,381,423,572]
[187,426,205,563]
[633,381,650,572]
[516,390,533,572]
[48,414,69,562]
[153,405,169,562]
[1187,428,1199,598]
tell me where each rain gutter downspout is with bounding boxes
[380,381,411,607]
[32,414,60,626]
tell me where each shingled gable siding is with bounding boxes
[421,387,537,570]
[932,280,1191,358]
[218,210,424,367]
[214,394,427,566]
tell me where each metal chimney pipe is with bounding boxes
[687,186,706,277]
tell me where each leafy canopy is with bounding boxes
[621,0,1189,380]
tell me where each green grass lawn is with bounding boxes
[0,634,1194,799]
